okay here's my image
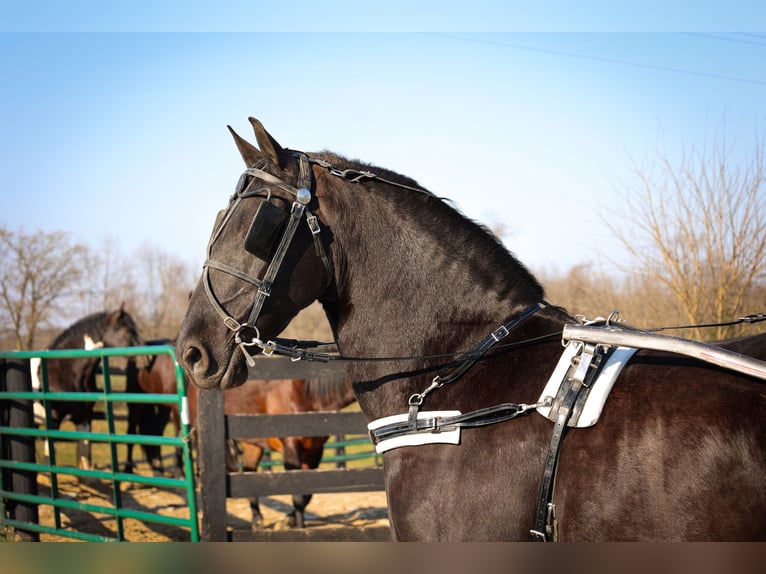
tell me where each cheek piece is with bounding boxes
[202,152,333,367]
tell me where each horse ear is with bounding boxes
[105,302,126,325]
[228,125,264,168]
[248,117,291,170]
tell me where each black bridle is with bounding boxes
[202,151,333,367]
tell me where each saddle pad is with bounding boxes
[536,344,637,428]
[367,410,462,454]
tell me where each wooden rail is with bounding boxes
[197,357,390,542]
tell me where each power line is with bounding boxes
[736,33,766,41]
[685,32,766,47]
[430,33,766,87]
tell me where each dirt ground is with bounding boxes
[33,472,389,542]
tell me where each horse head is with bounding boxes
[177,118,335,390]
[101,303,144,348]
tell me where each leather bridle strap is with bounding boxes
[202,153,333,364]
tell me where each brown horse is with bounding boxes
[192,375,356,528]
[176,117,766,541]
[132,350,356,527]
[124,340,175,476]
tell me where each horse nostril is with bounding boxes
[182,345,204,372]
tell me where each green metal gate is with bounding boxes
[0,345,199,542]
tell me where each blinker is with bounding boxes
[235,173,249,194]
[244,201,290,261]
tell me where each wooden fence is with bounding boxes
[196,357,390,542]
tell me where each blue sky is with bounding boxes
[2,3,765,277]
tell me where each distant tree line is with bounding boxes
[2,128,764,349]
[0,228,197,349]
[540,130,766,341]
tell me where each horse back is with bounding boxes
[555,339,766,541]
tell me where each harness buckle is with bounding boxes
[306,213,321,236]
[224,317,241,332]
[261,341,276,357]
[258,283,272,297]
[491,325,510,342]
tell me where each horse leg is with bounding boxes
[75,421,91,471]
[123,401,141,474]
[143,405,170,476]
[124,443,134,474]
[289,495,310,528]
[282,438,313,528]
[237,441,266,529]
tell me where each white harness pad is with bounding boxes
[367,410,462,453]
[536,343,637,427]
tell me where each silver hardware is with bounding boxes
[235,326,262,368]
[409,376,444,408]
[296,188,311,205]
[306,214,321,235]
[518,396,553,414]
[408,393,424,407]
[571,343,598,384]
[491,325,509,342]
[261,341,276,357]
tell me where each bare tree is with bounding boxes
[130,243,197,340]
[0,226,91,349]
[608,133,766,340]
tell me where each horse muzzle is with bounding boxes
[176,333,249,391]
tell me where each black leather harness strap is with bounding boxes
[531,342,603,541]
[406,302,546,421]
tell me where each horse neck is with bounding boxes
[324,188,545,359]
[50,312,107,349]
[304,378,357,411]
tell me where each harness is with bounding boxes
[202,151,766,542]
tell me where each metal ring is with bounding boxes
[408,393,424,407]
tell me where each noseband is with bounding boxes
[202,152,333,366]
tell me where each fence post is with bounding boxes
[197,387,227,541]
[334,435,346,469]
[0,359,39,541]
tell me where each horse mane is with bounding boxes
[49,311,110,349]
[304,377,355,409]
[310,151,545,302]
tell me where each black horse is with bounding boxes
[176,117,766,541]
[40,305,143,469]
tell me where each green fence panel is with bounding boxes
[0,345,199,542]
